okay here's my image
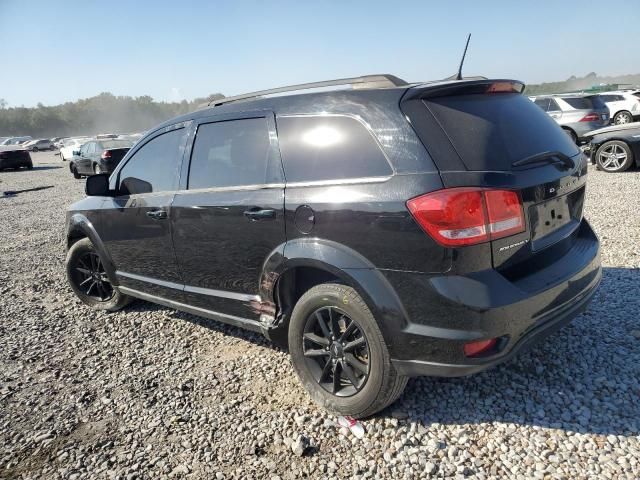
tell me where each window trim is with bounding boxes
[181,110,284,192]
[110,121,191,196]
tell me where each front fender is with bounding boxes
[67,213,118,285]
[259,238,410,350]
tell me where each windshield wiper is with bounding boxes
[512,151,575,169]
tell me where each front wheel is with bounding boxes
[66,238,131,311]
[32,147,39,152]
[288,283,407,418]
[71,164,81,179]
[596,140,634,172]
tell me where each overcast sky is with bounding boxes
[1,0,639,107]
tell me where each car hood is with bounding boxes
[584,123,640,139]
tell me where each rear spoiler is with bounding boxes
[403,79,525,100]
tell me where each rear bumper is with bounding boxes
[387,220,601,377]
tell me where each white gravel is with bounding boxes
[1,152,639,479]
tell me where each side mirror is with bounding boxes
[85,174,111,196]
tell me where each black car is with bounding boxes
[583,123,640,172]
[69,139,133,178]
[65,75,601,417]
[0,146,33,171]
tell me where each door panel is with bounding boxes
[171,112,285,320]
[100,193,182,299]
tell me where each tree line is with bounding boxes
[0,92,224,138]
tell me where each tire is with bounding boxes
[596,140,634,172]
[563,128,577,144]
[288,283,408,418]
[26,163,33,170]
[60,152,65,161]
[72,165,81,179]
[66,238,131,311]
[613,111,633,125]
[32,147,39,152]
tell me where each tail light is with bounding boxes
[406,188,525,247]
[101,150,112,159]
[579,112,600,122]
[464,338,498,357]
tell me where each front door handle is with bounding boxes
[243,208,276,221]
[146,209,168,220]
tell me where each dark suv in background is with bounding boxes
[69,138,133,177]
[65,75,601,417]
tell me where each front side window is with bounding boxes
[276,115,392,183]
[534,98,550,111]
[118,128,186,195]
[188,117,272,189]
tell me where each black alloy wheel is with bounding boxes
[302,306,370,397]
[69,251,114,302]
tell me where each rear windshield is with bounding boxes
[562,96,606,110]
[423,93,579,171]
[100,140,132,149]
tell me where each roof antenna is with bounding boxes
[454,33,471,80]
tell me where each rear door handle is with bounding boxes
[146,209,168,220]
[243,208,276,221]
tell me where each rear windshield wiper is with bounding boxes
[512,151,575,169]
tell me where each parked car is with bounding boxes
[597,91,640,125]
[529,94,609,143]
[69,139,133,178]
[24,138,55,151]
[0,145,33,171]
[96,133,118,140]
[1,136,32,146]
[59,137,91,161]
[583,123,640,172]
[50,137,67,148]
[65,75,601,417]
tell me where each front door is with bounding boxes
[99,124,190,300]
[171,112,285,320]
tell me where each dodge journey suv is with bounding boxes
[65,75,601,417]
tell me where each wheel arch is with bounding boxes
[260,238,409,350]
[67,213,118,285]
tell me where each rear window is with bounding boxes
[100,140,132,149]
[423,93,579,171]
[276,115,392,183]
[562,96,606,110]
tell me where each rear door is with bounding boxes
[171,111,285,320]
[402,82,587,272]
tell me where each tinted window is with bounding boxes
[563,97,594,109]
[276,115,392,183]
[548,98,561,111]
[423,93,580,171]
[188,118,272,189]
[533,98,550,111]
[118,128,185,195]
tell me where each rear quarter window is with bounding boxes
[276,115,392,183]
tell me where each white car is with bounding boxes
[598,91,640,125]
[59,137,92,161]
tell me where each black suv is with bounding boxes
[65,75,601,417]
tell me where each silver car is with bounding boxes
[529,94,610,143]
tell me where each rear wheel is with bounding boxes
[66,238,131,311]
[26,162,33,170]
[32,147,39,152]
[71,164,81,179]
[613,111,633,125]
[288,283,407,418]
[596,140,634,172]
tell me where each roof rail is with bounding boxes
[207,74,409,106]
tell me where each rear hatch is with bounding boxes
[401,80,588,276]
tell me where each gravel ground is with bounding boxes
[1,151,639,480]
